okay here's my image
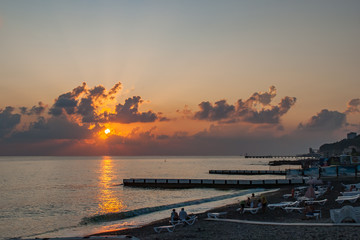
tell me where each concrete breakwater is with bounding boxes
[209,170,286,175]
[123,178,305,189]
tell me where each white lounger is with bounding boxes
[237,207,261,214]
[207,212,227,219]
[306,210,321,220]
[336,195,360,204]
[341,191,360,196]
[268,201,299,210]
[330,205,360,223]
[284,207,304,213]
[305,199,328,205]
[181,215,198,225]
[154,225,175,233]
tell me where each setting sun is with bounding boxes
[104,129,111,134]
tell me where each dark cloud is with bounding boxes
[48,82,87,116]
[298,109,347,131]
[107,96,159,123]
[0,106,21,137]
[8,116,92,141]
[194,100,235,121]
[345,98,360,114]
[238,96,297,124]
[20,102,46,115]
[193,86,296,124]
[48,82,161,124]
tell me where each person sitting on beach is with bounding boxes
[239,199,246,213]
[246,197,251,207]
[303,204,315,219]
[179,208,188,221]
[261,195,267,212]
[257,199,262,208]
[171,209,179,222]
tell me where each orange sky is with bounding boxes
[0,1,359,155]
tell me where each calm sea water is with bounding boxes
[0,156,287,239]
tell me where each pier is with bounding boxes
[123,178,305,189]
[245,155,318,159]
[209,170,286,175]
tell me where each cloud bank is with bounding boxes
[0,84,358,155]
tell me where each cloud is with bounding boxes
[193,86,296,124]
[0,106,21,137]
[48,82,162,124]
[49,82,87,116]
[298,109,347,131]
[194,100,235,121]
[20,102,47,115]
[106,96,159,123]
[8,116,92,141]
[345,98,360,114]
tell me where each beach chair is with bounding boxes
[268,201,299,210]
[297,196,314,202]
[305,199,328,205]
[181,215,198,225]
[284,207,304,213]
[335,194,360,204]
[330,205,360,223]
[306,210,321,220]
[237,207,261,214]
[153,225,175,233]
[341,191,360,196]
[207,212,227,219]
[169,219,184,226]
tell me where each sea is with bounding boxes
[0,156,297,239]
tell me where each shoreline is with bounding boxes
[90,180,360,239]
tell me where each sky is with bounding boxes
[0,0,359,156]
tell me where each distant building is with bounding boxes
[347,132,357,140]
[344,145,360,155]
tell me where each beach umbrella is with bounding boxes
[305,185,316,198]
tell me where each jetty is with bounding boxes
[209,170,286,175]
[244,155,317,159]
[123,178,305,189]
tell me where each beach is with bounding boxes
[91,181,360,240]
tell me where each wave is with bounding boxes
[81,188,265,224]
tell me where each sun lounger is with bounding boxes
[207,212,227,219]
[306,210,321,220]
[268,201,300,210]
[283,192,300,199]
[341,191,360,196]
[297,196,314,202]
[284,207,304,213]
[305,199,328,205]
[335,194,360,204]
[154,225,175,233]
[169,219,184,226]
[181,215,198,225]
[237,207,261,214]
[330,205,360,223]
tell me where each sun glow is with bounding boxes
[104,128,111,134]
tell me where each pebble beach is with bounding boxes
[91,180,360,240]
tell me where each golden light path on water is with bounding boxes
[98,156,126,214]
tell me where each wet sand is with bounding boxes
[91,180,360,240]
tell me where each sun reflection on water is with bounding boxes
[98,156,126,214]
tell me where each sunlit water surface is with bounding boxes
[0,156,291,239]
